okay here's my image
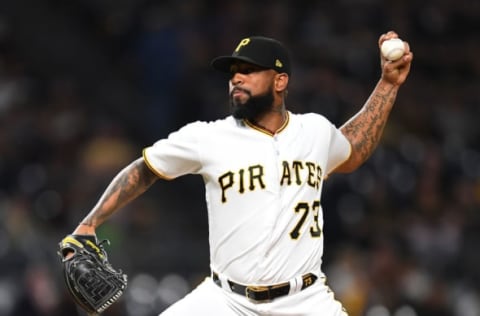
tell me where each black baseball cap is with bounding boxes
[211,36,291,76]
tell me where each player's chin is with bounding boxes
[231,102,252,119]
[230,94,254,118]
[230,93,248,105]
[230,96,247,110]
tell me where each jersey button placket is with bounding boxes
[273,134,280,156]
[259,135,283,262]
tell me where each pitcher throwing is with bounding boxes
[60,31,412,315]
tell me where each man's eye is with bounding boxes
[229,65,262,76]
[237,67,258,74]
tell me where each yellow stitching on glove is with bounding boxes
[85,239,105,259]
[62,236,84,248]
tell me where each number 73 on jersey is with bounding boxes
[290,200,322,240]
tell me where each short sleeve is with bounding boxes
[143,122,204,179]
[325,123,351,176]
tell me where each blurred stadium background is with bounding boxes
[0,0,479,315]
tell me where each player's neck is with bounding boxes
[250,106,287,134]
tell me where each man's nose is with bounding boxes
[230,72,245,85]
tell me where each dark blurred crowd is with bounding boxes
[0,0,479,315]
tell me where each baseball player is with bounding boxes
[68,31,412,315]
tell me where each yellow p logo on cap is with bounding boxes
[235,38,251,52]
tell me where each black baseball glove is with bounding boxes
[58,234,128,315]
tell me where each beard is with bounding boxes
[229,86,274,120]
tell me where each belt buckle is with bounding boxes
[303,274,314,286]
[245,285,271,302]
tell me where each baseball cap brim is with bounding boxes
[211,55,271,74]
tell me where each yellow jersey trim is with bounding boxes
[244,112,290,136]
[142,148,175,181]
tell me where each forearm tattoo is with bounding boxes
[81,158,158,227]
[341,82,398,165]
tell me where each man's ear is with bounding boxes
[275,73,289,92]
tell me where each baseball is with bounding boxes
[381,38,405,61]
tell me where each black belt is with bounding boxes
[212,272,317,302]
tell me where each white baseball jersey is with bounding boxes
[143,111,351,286]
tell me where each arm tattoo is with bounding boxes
[81,158,158,227]
[341,82,398,168]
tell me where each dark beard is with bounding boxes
[230,87,274,120]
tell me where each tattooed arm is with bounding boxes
[334,31,413,173]
[73,157,158,235]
